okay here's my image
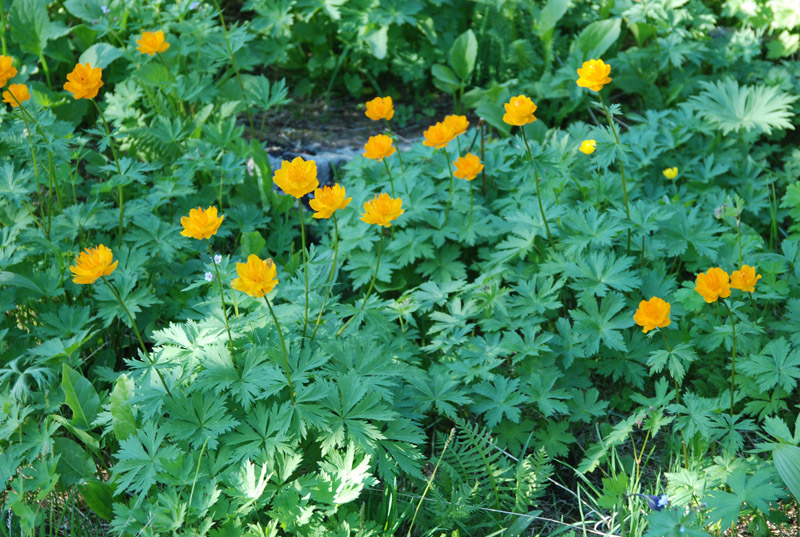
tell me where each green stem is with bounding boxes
[17,107,45,234]
[722,300,738,417]
[385,120,405,172]
[0,0,7,55]
[17,104,63,215]
[736,220,743,268]
[38,52,52,89]
[406,428,454,537]
[102,277,173,398]
[336,231,383,337]
[92,100,125,249]
[382,158,395,197]
[298,205,310,341]
[598,94,631,256]
[263,295,295,404]
[210,0,256,139]
[208,243,236,359]
[442,147,455,223]
[468,180,474,228]
[310,213,338,343]
[156,52,186,118]
[521,128,553,246]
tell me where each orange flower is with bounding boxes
[360,193,404,227]
[694,267,731,303]
[365,96,394,121]
[273,156,319,199]
[64,62,104,100]
[422,121,454,149]
[3,84,30,107]
[0,55,18,87]
[576,59,612,92]
[730,265,761,293]
[579,139,596,154]
[231,254,279,297]
[453,153,484,181]
[309,184,352,219]
[180,206,224,240]
[70,244,118,285]
[502,95,537,126]
[443,115,469,137]
[633,297,671,333]
[136,30,170,56]
[363,134,396,161]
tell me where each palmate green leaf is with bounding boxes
[569,292,633,355]
[314,443,377,506]
[164,393,239,450]
[687,79,798,135]
[522,370,571,417]
[560,206,625,255]
[565,252,642,297]
[91,274,162,328]
[471,377,524,427]
[418,244,466,282]
[344,250,399,288]
[738,337,800,394]
[228,402,294,463]
[646,342,699,384]
[669,391,717,439]
[533,420,575,459]
[407,372,472,419]
[704,468,783,529]
[567,388,609,423]
[508,275,564,320]
[391,228,435,265]
[644,508,711,537]
[412,279,466,312]
[113,422,182,495]
[660,206,722,258]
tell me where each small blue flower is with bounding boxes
[189,1,201,9]
[101,5,110,14]
[629,493,670,511]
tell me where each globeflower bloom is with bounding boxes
[310,184,352,219]
[502,95,537,126]
[695,267,731,303]
[3,84,30,107]
[730,265,761,293]
[363,134,396,161]
[180,206,224,240]
[576,59,612,92]
[633,297,671,333]
[64,63,103,100]
[422,121,454,149]
[136,30,171,56]
[365,96,394,121]
[70,244,118,284]
[231,254,279,298]
[663,167,678,179]
[453,153,484,181]
[0,55,18,87]
[443,115,469,137]
[361,193,404,227]
[579,139,596,154]
[273,156,318,199]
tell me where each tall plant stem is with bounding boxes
[406,428,454,537]
[262,295,295,404]
[93,100,125,249]
[310,214,339,343]
[0,0,7,55]
[442,147,455,223]
[156,52,186,119]
[468,181,474,228]
[598,94,631,256]
[16,103,63,217]
[521,128,553,246]
[207,243,236,359]
[382,158,396,197]
[297,205,310,341]
[102,277,173,398]
[722,300,738,417]
[659,328,688,466]
[210,0,256,139]
[336,231,383,337]
[736,221,743,267]
[16,107,45,232]
[384,120,405,172]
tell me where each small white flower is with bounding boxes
[214,254,222,264]
[204,272,214,282]
[101,5,110,14]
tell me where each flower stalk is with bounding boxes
[263,295,295,404]
[310,213,339,342]
[92,99,125,249]
[298,205,310,341]
[521,128,553,246]
[721,299,738,417]
[207,244,236,359]
[597,94,631,255]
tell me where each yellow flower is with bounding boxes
[502,95,537,126]
[443,115,469,137]
[633,297,671,334]
[576,59,612,92]
[273,156,319,199]
[0,55,18,88]
[579,139,596,154]
[70,244,118,285]
[422,121,454,149]
[136,30,171,56]
[360,193,404,227]
[730,265,761,293]
[363,134,396,161]
[231,254,279,297]
[64,62,104,100]
[3,84,30,107]
[694,267,731,303]
[180,206,224,240]
[365,96,394,121]
[663,167,678,180]
[453,153,484,181]
[309,184,352,219]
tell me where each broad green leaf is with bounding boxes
[241,231,266,258]
[0,271,45,296]
[576,18,621,59]
[9,0,50,55]
[62,363,101,430]
[53,437,96,486]
[64,0,104,20]
[365,26,389,59]
[79,479,114,520]
[79,43,123,69]
[539,0,568,36]
[111,375,137,441]
[773,444,800,503]
[449,29,478,80]
[431,63,461,93]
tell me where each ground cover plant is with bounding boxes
[2,0,800,536]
